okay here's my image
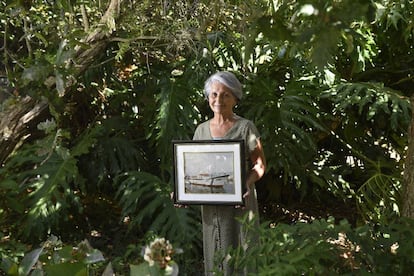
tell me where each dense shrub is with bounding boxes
[224,215,414,275]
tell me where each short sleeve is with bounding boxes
[193,121,210,140]
[193,126,201,140]
[244,120,260,153]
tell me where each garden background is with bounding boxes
[1,0,414,274]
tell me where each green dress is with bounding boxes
[193,115,261,276]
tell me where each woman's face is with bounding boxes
[208,81,238,116]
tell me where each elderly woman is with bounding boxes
[193,71,266,275]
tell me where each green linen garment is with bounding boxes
[193,115,261,276]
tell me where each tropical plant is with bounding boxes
[1,0,414,274]
[0,235,108,276]
[226,215,414,275]
[244,0,412,223]
[130,237,180,276]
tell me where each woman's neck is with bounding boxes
[210,113,238,138]
[211,112,236,125]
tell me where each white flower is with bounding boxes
[142,237,175,269]
[143,246,155,266]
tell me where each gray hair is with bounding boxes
[204,71,243,100]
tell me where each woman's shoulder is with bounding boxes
[193,120,211,140]
[195,120,210,130]
[233,116,260,138]
[234,115,256,129]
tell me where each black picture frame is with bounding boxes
[172,139,246,205]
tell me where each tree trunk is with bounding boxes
[74,0,122,74]
[402,94,414,217]
[0,0,122,166]
[0,97,49,165]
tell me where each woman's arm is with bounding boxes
[244,138,266,198]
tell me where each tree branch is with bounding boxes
[73,0,123,74]
[23,17,32,59]
[0,97,49,165]
[0,0,124,166]
[81,4,90,32]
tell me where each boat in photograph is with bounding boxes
[189,173,229,187]
[184,173,233,194]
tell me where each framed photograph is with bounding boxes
[173,139,245,205]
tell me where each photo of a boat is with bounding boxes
[184,173,234,194]
[189,173,229,187]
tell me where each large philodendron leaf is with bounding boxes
[326,82,410,133]
[21,147,80,238]
[244,77,329,195]
[356,173,402,222]
[18,248,43,276]
[1,124,101,240]
[148,74,200,156]
[115,171,201,248]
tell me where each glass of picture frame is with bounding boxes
[172,139,245,205]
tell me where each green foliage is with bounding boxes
[357,173,401,223]
[226,215,414,275]
[77,118,147,191]
[115,171,201,257]
[145,72,202,170]
[242,0,411,223]
[322,82,409,222]
[131,237,179,276]
[130,263,177,276]
[247,0,373,70]
[243,73,330,198]
[373,1,414,89]
[0,121,106,240]
[1,0,414,274]
[0,133,76,239]
[0,235,106,276]
[327,82,410,133]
